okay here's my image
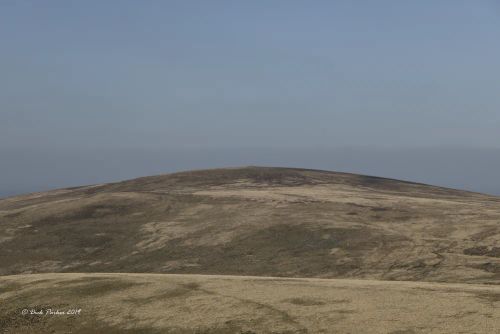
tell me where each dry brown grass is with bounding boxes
[1,273,500,333]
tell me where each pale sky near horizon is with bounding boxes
[1,1,500,196]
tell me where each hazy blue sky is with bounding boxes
[1,1,499,196]
[2,0,500,149]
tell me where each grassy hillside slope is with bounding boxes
[1,167,500,283]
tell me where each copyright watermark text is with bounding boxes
[21,308,82,316]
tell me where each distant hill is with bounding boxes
[1,166,500,284]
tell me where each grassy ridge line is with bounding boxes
[3,272,500,291]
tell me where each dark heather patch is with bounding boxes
[470,228,499,242]
[36,202,137,223]
[182,282,200,290]
[464,246,490,256]
[285,297,326,306]
[464,246,500,257]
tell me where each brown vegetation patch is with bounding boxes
[464,246,500,257]
[284,297,326,306]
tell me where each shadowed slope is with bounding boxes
[1,167,500,283]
